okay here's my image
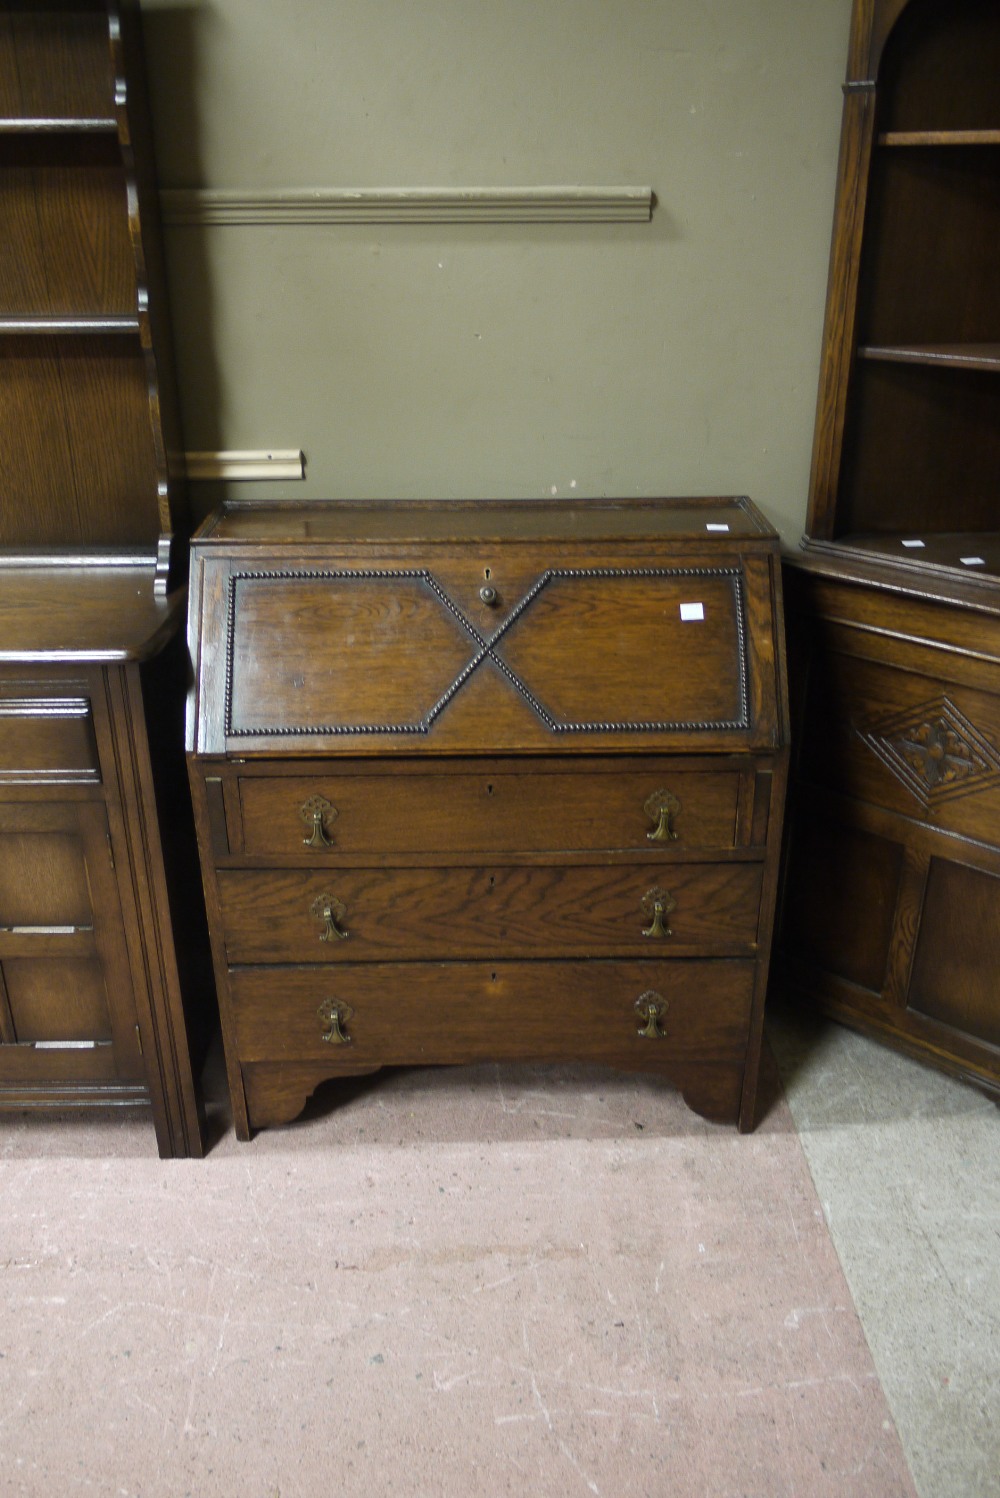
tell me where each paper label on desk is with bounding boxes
[680,602,705,621]
[961,556,986,566]
[705,523,729,532]
[901,538,925,548]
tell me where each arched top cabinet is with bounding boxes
[780,0,1000,1105]
[805,0,1000,577]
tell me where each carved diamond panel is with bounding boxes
[858,696,1000,808]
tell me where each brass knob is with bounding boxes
[635,990,668,1039]
[310,893,349,942]
[300,795,337,848]
[641,886,675,939]
[317,998,354,1045]
[644,789,680,842]
[479,584,497,605]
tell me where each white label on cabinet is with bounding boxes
[6,925,79,936]
[705,523,729,532]
[960,556,987,567]
[34,1041,98,1050]
[901,539,925,548]
[680,602,705,621]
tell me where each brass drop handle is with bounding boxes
[300,795,337,849]
[635,990,668,1040]
[317,998,354,1045]
[310,892,349,942]
[644,789,680,842]
[641,886,675,940]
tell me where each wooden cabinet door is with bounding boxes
[0,800,143,1080]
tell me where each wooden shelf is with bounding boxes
[858,343,1000,372]
[0,315,140,335]
[0,8,115,129]
[797,531,1000,614]
[834,530,1000,581]
[879,129,1000,146]
[0,566,184,663]
[0,335,162,554]
[0,117,116,134]
[0,141,138,318]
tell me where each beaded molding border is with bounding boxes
[224,565,749,739]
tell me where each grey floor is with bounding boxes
[767,1009,1000,1498]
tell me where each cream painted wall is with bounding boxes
[141,0,851,539]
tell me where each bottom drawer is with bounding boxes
[229,958,754,1068]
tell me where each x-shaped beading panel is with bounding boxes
[420,569,556,730]
[226,565,748,736]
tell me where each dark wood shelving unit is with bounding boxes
[0,1,209,1155]
[778,0,1000,1096]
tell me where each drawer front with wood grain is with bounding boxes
[0,801,142,1073]
[229,959,756,1068]
[0,693,99,782]
[216,862,763,963]
[237,764,746,858]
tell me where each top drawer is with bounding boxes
[235,764,747,858]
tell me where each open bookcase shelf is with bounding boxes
[800,534,1000,625]
[0,7,117,125]
[0,4,183,569]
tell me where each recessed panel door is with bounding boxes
[0,801,143,1078]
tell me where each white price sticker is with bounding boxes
[680,602,705,622]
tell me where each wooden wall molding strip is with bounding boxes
[161,186,654,226]
[179,451,306,482]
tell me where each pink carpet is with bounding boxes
[0,1053,916,1496]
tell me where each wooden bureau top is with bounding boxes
[187,497,787,759]
[193,497,777,549]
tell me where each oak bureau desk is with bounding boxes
[186,498,789,1137]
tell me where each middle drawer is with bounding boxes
[217,862,763,963]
